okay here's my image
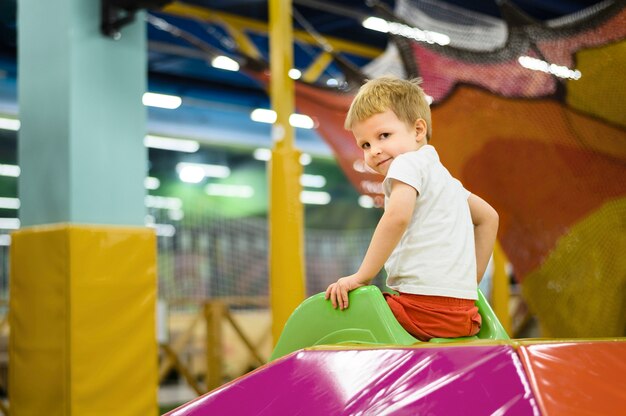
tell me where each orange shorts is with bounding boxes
[384,292,481,342]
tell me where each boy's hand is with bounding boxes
[324,275,364,310]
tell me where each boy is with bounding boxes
[325,76,499,341]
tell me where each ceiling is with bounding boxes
[144,0,606,96]
[0,0,618,228]
[0,0,609,153]
[0,0,607,90]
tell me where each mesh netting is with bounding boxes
[150,203,379,310]
[301,0,626,337]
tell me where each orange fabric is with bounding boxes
[384,292,481,341]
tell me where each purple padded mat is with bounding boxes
[166,345,540,415]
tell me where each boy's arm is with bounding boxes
[468,194,499,283]
[325,181,417,309]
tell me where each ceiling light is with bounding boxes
[299,153,312,166]
[211,56,240,72]
[251,109,315,129]
[253,148,272,161]
[145,195,183,210]
[362,17,450,46]
[0,197,20,209]
[362,17,388,32]
[177,164,205,184]
[300,174,326,188]
[142,92,182,109]
[176,162,230,179]
[0,117,20,131]
[300,190,331,205]
[144,135,199,153]
[145,177,160,190]
[0,164,20,177]
[289,114,315,129]
[289,69,302,80]
[206,184,254,198]
[358,195,375,208]
[251,109,277,124]
[0,218,20,230]
[518,56,581,80]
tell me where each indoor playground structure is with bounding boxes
[163,0,626,414]
[158,0,626,337]
[1,0,625,415]
[165,286,626,415]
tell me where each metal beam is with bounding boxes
[163,2,383,59]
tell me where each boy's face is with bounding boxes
[352,109,427,176]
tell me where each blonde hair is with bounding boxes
[345,76,432,140]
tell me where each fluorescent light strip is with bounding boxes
[518,56,582,80]
[289,69,302,80]
[289,114,315,129]
[0,197,20,209]
[206,184,254,198]
[250,109,277,124]
[0,164,20,177]
[300,174,326,188]
[0,117,20,131]
[362,17,450,46]
[299,153,312,166]
[358,195,375,208]
[178,165,205,184]
[145,195,183,210]
[0,217,20,230]
[211,56,240,72]
[250,109,315,129]
[300,190,331,205]
[142,92,182,109]
[253,148,272,161]
[145,135,199,153]
[176,162,230,180]
[144,177,160,190]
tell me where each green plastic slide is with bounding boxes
[270,285,509,360]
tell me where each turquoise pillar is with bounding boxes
[18,0,147,226]
[12,1,157,415]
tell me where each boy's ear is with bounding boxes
[414,118,427,141]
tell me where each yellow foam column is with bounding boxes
[10,225,156,415]
[268,0,306,344]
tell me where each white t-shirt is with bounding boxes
[382,145,477,300]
